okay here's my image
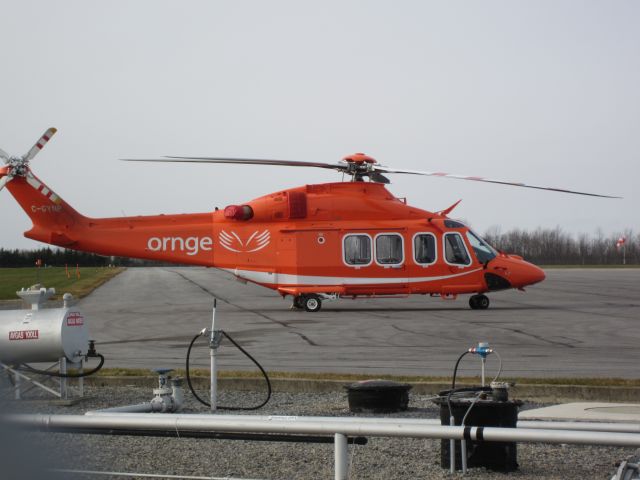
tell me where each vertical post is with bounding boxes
[14,371,21,400]
[210,298,217,413]
[623,244,626,265]
[481,357,486,387]
[461,440,468,474]
[59,357,68,399]
[78,359,84,397]
[449,415,456,473]
[334,433,348,480]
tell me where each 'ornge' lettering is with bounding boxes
[147,236,213,256]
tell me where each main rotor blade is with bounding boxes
[374,165,621,198]
[0,174,13,192]
[123,156,348,172]
[23,127,57,162]
[0,147,10,163]
[369,171,391,184]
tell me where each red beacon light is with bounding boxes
[224,204,254,221]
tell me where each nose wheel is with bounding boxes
[469,294,490,310]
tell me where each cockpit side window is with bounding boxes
[466,230,497,264]
[444,232,471,266]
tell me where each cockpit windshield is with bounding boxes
[465,230,498,263]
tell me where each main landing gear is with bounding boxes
[469,294,490,310]
[293,294,322,312]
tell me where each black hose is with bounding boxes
[445,350,492,420]
[21,354,105,378]
[185,332,204,405]
[451,350,470,389]
[445,386,491,422]
[185,330,272,410]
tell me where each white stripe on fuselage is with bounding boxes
[223,267,483,286]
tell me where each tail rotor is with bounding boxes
[0,127,57,192]
[22,127,58,162]
[0,147,10,163]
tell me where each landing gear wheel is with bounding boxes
[293,295,305,309]
[469,294,490,310]
[303,294,322,312]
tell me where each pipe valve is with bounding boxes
[468,341,493,359]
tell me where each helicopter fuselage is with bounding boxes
[6,172,545,310]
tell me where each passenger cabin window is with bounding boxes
[375,234,403,266]
[414,233,436,265]
[444,232,471,266]
[344,235,372,266]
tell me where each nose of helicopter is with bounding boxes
[486,255,546,289]
[520,260,546,287]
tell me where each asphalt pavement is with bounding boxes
[78,267,640,379]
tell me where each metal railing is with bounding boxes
[5,412,640,480]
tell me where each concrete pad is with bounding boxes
[77,267,640,379]
[519,402,640,423]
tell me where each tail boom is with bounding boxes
[6,172,215,265]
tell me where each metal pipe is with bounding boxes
[94,404,156,413]
[51,468,265,480]
[7,413,640,447]
[78,359,84,397]
[518,421,640,434]
[334,433,348,480]
[460,392,481,475]
[82,412,640,434]
[59,357,67,399]
[461,439,467,474]
[449,415,455,473]
[42,427,367,444]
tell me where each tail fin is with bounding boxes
[4,169,86,247]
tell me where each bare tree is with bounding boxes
[483,227,637,265]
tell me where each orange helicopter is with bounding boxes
[1,128,618,312]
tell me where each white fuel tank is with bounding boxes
[0,306,90,364]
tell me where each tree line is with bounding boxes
[0,247,163,268]
[0,227,636,267]
[483,227,636,265]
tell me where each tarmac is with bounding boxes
[77,266,640,379]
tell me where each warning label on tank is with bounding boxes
[9,330,39,340]
[66,312,84,326]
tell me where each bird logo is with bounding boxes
[219,230,270,253]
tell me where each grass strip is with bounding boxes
[0,267,125,301]
[95,368,640,387]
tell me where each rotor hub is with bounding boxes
[343,153,377,165]
[7,157,28,176]
[341,153,379,180]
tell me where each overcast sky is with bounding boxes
[1,1,638,249]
